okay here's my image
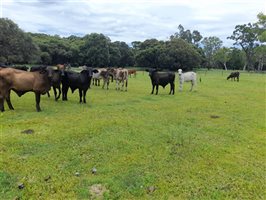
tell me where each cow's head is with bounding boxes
[57,64,66,76]
[178,69,182,75]
[46,67,55,78]
[84,67,98,77]
[146,68,158,77]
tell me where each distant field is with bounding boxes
[0,70,265,199]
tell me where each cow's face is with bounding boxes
[178,69,182,75]
[146,69,157,77]
[57,65,66,76]
[46,67,54,78]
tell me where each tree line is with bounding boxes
[0,13,265,71]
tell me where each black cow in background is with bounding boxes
[227,72,240,82]
[146,69,175,95]
[62,67,98,103]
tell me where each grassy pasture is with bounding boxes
[0,70,265,199]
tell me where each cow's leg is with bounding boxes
[47,91,50,98]
[83,90,87,103]
[35,92,41,112]
[62,86,69,101]
[121,80,124,91]
[155,85,159,95]
[170,82,175,95]
[102,80,105,89]
[0,97,5,112]
[190,82,194,92]
[237,76,239,82]
[79,89,82,103]
[6,90,14,110]
[151,84,155,94]
[116,80,119,90]
[179,81,183,92]
[98,79,100,86]
[125,79,128,91]
[107,80,109,90]
[53,86,57,101]
[56,86,61,101]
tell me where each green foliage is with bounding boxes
[213,47,231,70]
[227,48,246,70]
[0,18,39,64]
[81,33,111,67]
[227,23,259,70]
[201,36,223,69]
[256,12,266,42]
[171,24,203,46]
[135,38,202,70]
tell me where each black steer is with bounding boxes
[146,69,175,95]
[62,68,98,103]
[227,72,240,82]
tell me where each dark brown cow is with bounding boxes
[0,67,54,112]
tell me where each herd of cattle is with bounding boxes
[0,64,239,112]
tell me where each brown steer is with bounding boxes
[0,67,53,112]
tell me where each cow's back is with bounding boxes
[0,68,50,94]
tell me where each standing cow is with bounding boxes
[108,68,128,91]
[0,67,54,112]
[62,67,98,103]
[146,69,175,95]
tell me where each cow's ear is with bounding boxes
[93,69,99,73]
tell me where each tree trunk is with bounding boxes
[258,57,263,71]
[223,62,227,71]
[243,63,247,71]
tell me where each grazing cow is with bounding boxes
[0,67,54,112]
[178,69,197,92]
[128,69,137,78]
[227,72,240,81]
[109,68,128,91]
[146,69,175,95]
[62,67,98,103]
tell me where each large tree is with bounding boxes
[213,47,231,70]
[171,24,203,46]
[256,12,266,42]
[201,36,223,69]
[0,18,39,64]
[227,23,259,70]
[81,33,111,67]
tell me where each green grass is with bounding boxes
[0,70,265,199]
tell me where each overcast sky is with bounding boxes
[1,0,265,46]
